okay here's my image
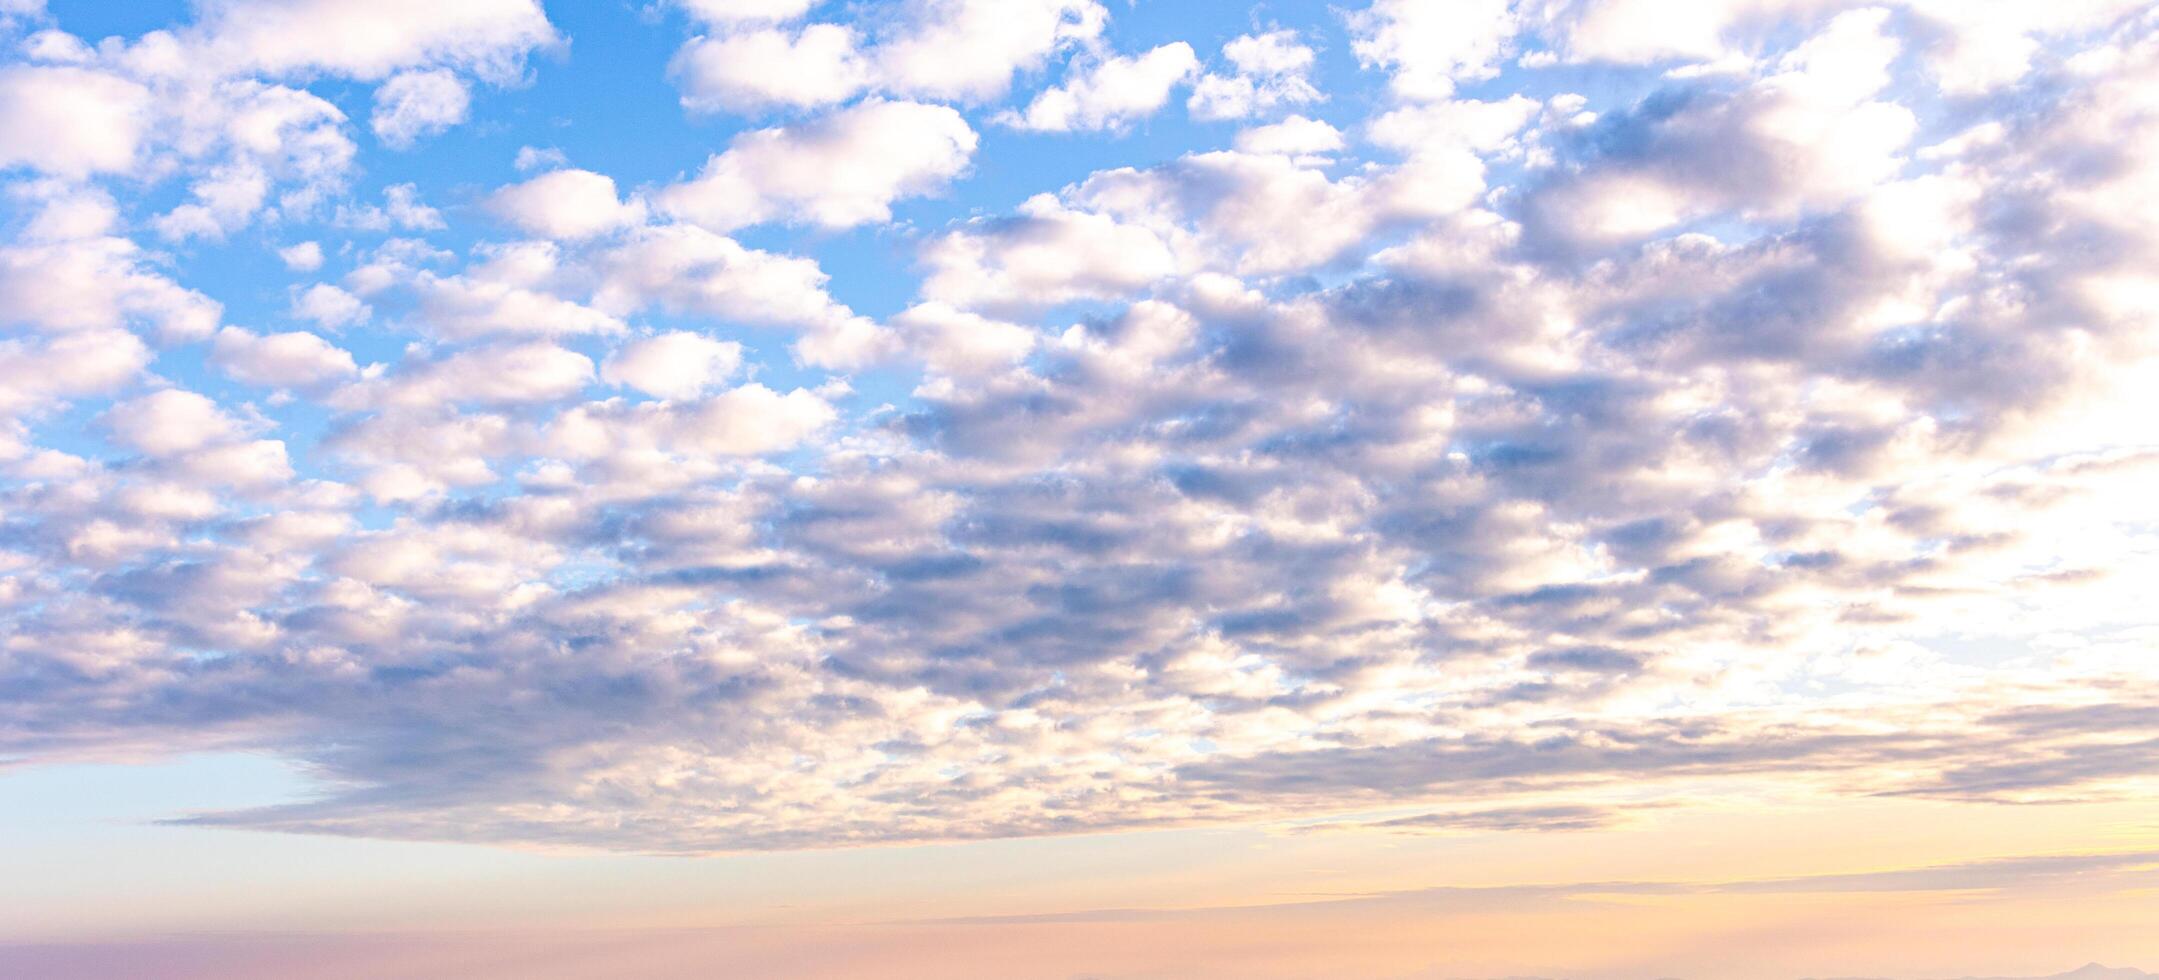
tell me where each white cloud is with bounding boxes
[0,236,222,341]
[11,183,120,242]
[663,0,1105,114]
[371,68,470,148]
[660,99,977,231]
[486,169,646,241]
[603,332,745,399]
[384,182,444,229]
[1522,9,1916,246]
[546,382,835,460]
[0,67,152,176]
[1234,115,1345,159]
[408,243,625,341]
[1005,42,1198,132]
[891,301,1037,376]
[920,194,1177,312]
[1367,96,1541,155]
[513,145,567,171]
[871,0,1106,102]
[342,341,595,411]
[592,225,893,369]
[671,24,869,113]
[1069,150,1410,275]
[594,225,849,327]
[1188,30,1322,121]
[1349,0,1516,101]
[210,327,360,388]
[104,389,240,456]
[292,283,372,329]
[186,0,557,81]
[279,241,325,271]
[0,329,151,420]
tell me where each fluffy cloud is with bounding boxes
[183,0,556,80]
[1349,0,1516,101]
[1521,9,1916,248]
[1004,42,1198,132]
[370,68,470,148]
[546,382,835,459]
[397,242,625,340]
[1234,115,1345,159]
[485,169,646,241]
[278,241,325,271]
[869,0,1106,103]
[337,340,595,411]
[919,194,1177,312]
[1188,30,1322,121]
[890,301,1038,376]
[671,24,869,113]
[602,331,745,399]
[590,224,890,367]
[660,99,977,232]
[209,327,361,388]
[0,67,151,176]
[663,0,1105,112]
[0,235,222,341]
[291,283,371,329]
[0,329,150,424]
[103,390,241,456]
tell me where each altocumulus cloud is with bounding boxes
[0,0,2157,854]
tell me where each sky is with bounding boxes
[1,0,2158,976]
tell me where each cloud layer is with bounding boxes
[0,0,2157,856]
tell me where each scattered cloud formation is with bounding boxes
[1,0,2157,867]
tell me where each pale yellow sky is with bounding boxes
[5,756,2155,977]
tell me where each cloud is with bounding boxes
[890,302,1038,376]
[663,0,1105,113]
[0,66,152,176]
[400,242,625,340]
[590,224,891,367]
[5,0,2159,863]
[660,99,977,232]
[918,194,1177,312]
[370,68,470,148]
[1003,42,1198,132]
[1349,0,1516,101]
[210,327,361,388]
[338,341,595,411]
[291,282,371,329]
[485,169,646,241]
[1188,30,1321,121]
[1233,115,1345,159]
[671,24,869,113]
[278,241,325,271]
[546,382,835,461]
[0,235,223,341]
[0,329,151,422]
[103,390,242,456]
[602,331,745,399]
[1519,9,1915,250]
[868,0,1106,103]
[183,0,557,81]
